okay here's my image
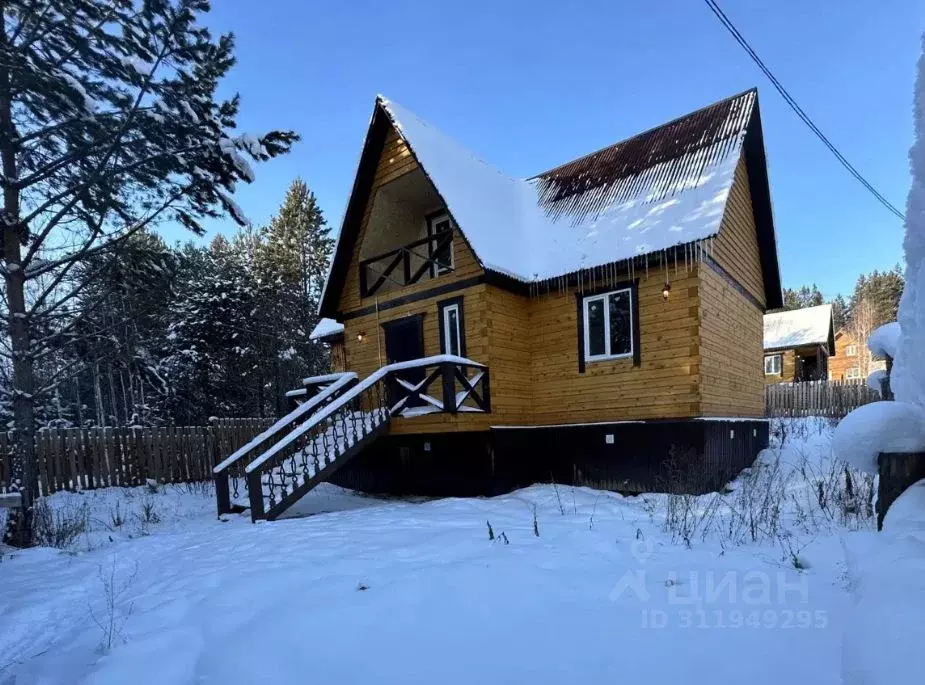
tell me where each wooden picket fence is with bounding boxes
[0,418,274,496]
[765,380,882,419]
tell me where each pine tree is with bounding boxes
[252,178,333,414]
[0,0,297,545]
[831,294,848,332]
[162,235,260,424]
[848,266,904,326]
[780,283,825,311]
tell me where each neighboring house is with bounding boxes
[828,328,887,381]
[217,88,785,521]
[763,304,835,383]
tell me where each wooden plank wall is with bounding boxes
[343,284,493,435]
[699,266,765,416]
[337,126,484,315]
[485,287,534,426]
[527,269,702,424]
[0,418,274,496]
[711,156,766,307]
[764,349,797,384]
[699,154,767,417]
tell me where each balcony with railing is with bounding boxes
[358,166,457,299]
[359,228,453,298]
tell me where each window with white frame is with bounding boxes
[442,302,461,356]
[845,344,857,357]
[846,367,861,379]
[582,288,633,362]
[764,354,782,375]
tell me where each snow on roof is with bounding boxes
[763,304,833,350]
[380,91,754,282]
[309,318,344,341]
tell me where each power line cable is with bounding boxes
[702,0,906,221]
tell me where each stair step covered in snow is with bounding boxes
[216,355,490,522]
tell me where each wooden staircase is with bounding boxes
[214,355,490,522]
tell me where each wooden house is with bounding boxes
[215,89,784,521]
[828,328,887,381]
[763,304,834,383]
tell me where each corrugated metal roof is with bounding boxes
[534,90,757,225]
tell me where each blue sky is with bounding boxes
[179,0,925,299]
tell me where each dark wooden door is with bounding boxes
[383,315,426,408]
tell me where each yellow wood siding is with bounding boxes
[527,269,702,424]
[337,126,484,316]
[341,284,492,435]
[485,287,534,426]
[764,349,797,384]
[712,156,766,307]
[330,342,346,373]
[325,130,770,432]
[699,266,765,416]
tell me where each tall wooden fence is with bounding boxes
[765,380,882,419]
[0,418,274,496]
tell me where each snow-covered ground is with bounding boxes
[0,419,909,684]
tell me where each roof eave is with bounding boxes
[318,100,391,319]
[742,94,783,310]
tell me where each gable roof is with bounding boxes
[320,90,782,317]
[764,304,835,352]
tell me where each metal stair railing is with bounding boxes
[213,371,357,515]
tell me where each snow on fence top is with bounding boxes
[309,318,345,341]
[380,90,756,283]
[868,321,900,359]
[763,304,833,350]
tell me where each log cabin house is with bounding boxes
[763,304,835,383]
[215,88,784,521]
[828,328,887,381]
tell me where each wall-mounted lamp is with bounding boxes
[662,282,672,301]
[356,332,365,343]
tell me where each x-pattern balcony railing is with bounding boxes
[359,231,452,298]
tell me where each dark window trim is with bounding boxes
[576,279,640,373]
[437,296,466,356]
[380,312,426,332]
[426,210,453,278]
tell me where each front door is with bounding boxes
[382,315,426,408]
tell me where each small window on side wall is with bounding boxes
[583,288,633,362]
[846,367,861,380]
[845,344,857,357]
[764,354,782,375]
[438,297,465,357]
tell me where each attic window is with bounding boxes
[427,212,454,276]
[845,344,857,357]
[582,288,633,362]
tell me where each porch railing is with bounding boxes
[358,231,452,298]
[213,371,358,515]
[238,355,490,521]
